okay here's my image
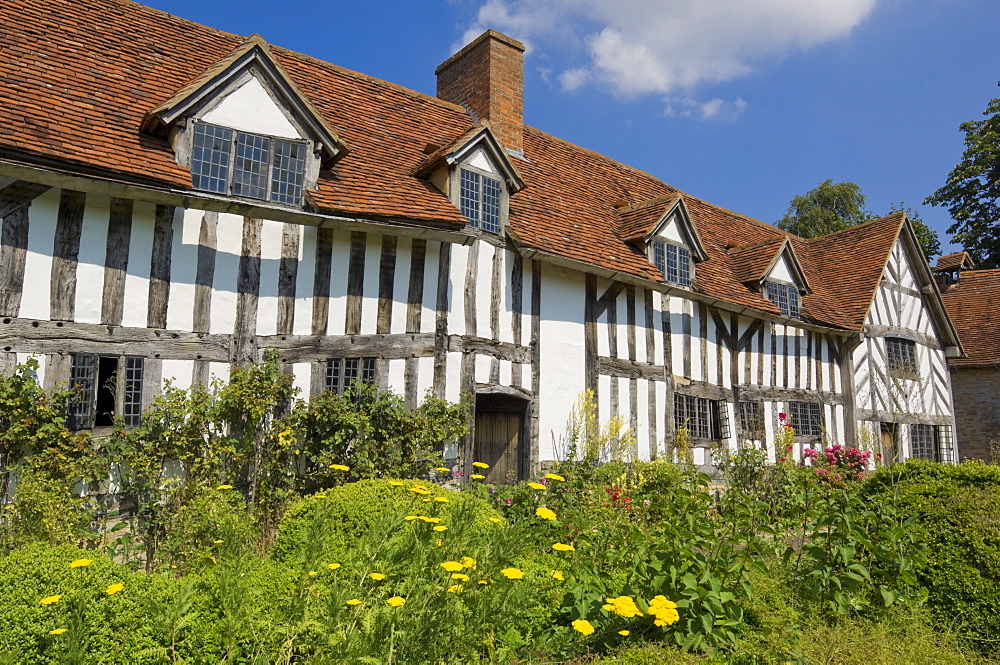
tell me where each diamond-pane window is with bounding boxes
[191,123,233,194]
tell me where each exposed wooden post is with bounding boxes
[50,189,86,322]
[100,197,133,326]
[147,204,175,329]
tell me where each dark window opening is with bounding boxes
[886,337,918,375]
[787,401,822,437]
[68,354,144,429]
[674,393,729,440]
[766,281,801,319]
[653,239,692,287]
[94,356,119,427]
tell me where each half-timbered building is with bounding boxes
[0,0,963,478]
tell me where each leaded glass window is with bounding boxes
[911,424,954,463]
[325,357,378,394]
[459,168,502,234]
[67,354,143,429]
[652,240,692,287]
[271,139,307,205]
[191,123,233,194]
[232,131,271,199]
[738,400,765,439]
[886,337,917,375]
[674,394,729,440]
[787,401,822,437]
[766,281,801,319]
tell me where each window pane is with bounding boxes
[678,247,691,286]
[887,337,917,373]
[481,176,502,233]
[123,357,144,427]
[232,132,271,200]
[460,169,480,227]
[325,358,342,393]
[343,358,360,389]
[361,357,377,384]
[938,425,954,463]
[788,401,821,437]
[191,123,233,193]
[665,243,679,284]
[653,241,666,277]
[739,401,764,439]
[910,424,935,460]
[766,282,800,319]
[271,139,307,205]
[68,354,96,429]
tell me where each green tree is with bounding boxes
[778,180,940,260]
[925,95,1000,268]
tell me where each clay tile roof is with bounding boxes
[935,251,975,272]
[1,0,929,334]
[616,193,682,242]
[940,269,1000,367]
[729,238,788,284]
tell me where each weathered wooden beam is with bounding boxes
[101,197,133,326]
[376,234,397,335]
[232,217,262,364]
[530,259,542,473]
[448,335,531,364]
[147,204,175,329]
[464,241,479,337]
[263,332,437,364]
[0,180,51,218]
[598,356,666,382]
[738,384,844,406]
[50,189,86,322]
[193,211,218,334]
[433,242,451,398]
[276,223,300,336]
[584,273,598,399]
[595,281,625,318]
[404,238,426,409]
[0,206,29,317]
[489,245,503,383]
[311,227,333,336]
[511,251,523,388]
[345,231,367,336]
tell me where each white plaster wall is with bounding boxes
[208,213,242,335]
[420,241,441,335]
[416,357,435,399]
[328,228,350,335]
[20,189,59,321]
[636,378,651,460]
[537,263,586,463]
[476,241,497,339]
[160,359,192,391]
[449,244,470,337]
[208,362,230,385]
[444,351,463,403]
[474,354,491,384]
[292,225,317,336]
[120,202,156,329]
[167,209,203,332]
[654,214,684,244]
[201,75,301,139]
[466,148,497,174]
[292,363,311,400]
[387,358,406,394]
[766,252,796,284]
[390,236,412,334]
[500,359,512,386]
[74,195,111,325]
[255,219,286,338]
[15,353,46,387]
[359,233,382,335]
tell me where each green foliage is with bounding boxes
[3,466,95,548]
[563,389,638,463]
[926,96,1000,268]
[860,460,1000,649]
[157,487,259,569]
[888,202,942,260]
[0,543,161,664]
[778,179,871,237]
[271,479,502,564]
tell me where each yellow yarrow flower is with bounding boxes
[386,596,406,607]
[447,584,463,593]
[40,595,62,605]
[389,481,405,486]
[605,596,643,618]
[471,474,485,480]
[488,517,502,524]
[409,486,431,495]
[571,619,595,635]
[49,628,68,635]
[478,580,490,585]
[433,525,447,532]
[535,506,557,521]
[327,563,341,570]
[551,570,564,581]
[308,571,318,576]
[346,599,362,606]
[369,573,385,581]
[434,496,449,503]
[69,559,92,568]
[440,561,464,572]
[618,630,630,636]
[472,461,490,469]
[213,540,224,545]
[526,482,546,490]
[500,568,524,580]
[552,543,575,552]
[451,573,470,581]
[105,583,124,595]
[405,515,420,521]
[544,473,566,482]
[215,484,233,490]
[434,467,451,473]
[329,464,350,472]
[461,556,477,569]
[648,595,680,626]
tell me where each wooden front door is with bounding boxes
[473,394,526,484]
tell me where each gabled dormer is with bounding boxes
[618,194,708,289]
[731,237,811,319]
[416,124,525,235]
[141,35,348,208]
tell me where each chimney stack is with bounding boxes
[436,30,525,155]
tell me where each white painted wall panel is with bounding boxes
[476,242,496,339]
[450,244,470,337]
[160,359,192,391]
[387,358,405,394]
[445,351,463,403]
[500,249,515,344]
[166,209,201,332]
[292,225,316,336]
[21,189,59,321]
[120,202,155,328]
[208,362,230,385]
[328,228,350,335]
[208,213,242,335]
[391,237,412,335]
[475,354,491,384]
[292,363,311,400]
[255,219,285,337]
[15,353,45,387]
[74,195,111,325]
[416,357,435,400]
[500,359,512,386]
[201,76,302,139]
[420,241,440,335]
[359,233,382,335]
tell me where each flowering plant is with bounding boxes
[802,444,872,485]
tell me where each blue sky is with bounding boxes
[145,0,999,256]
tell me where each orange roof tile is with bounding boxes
[935,251,975,272]
[940,269,1000,367]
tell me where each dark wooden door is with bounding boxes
[474,394,526,483]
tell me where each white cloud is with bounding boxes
[460,0,878,98]
[664,96,748,122]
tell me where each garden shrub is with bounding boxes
[158,486,259,569]
[271,478,502,563]
[860,459,1000,649]
[0,543,161,663]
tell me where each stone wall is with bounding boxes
[951,366,1000,461]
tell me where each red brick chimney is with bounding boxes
[436,30,525,155]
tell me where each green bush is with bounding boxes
[860,460,1000,649]
[271,479,502,564]
[158,486,259,569]
[0,543,161,663]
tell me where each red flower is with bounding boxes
[778,412,787,420]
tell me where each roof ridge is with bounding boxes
[803,211,906,244]
[616,192,681,214]
[729,236,786,254]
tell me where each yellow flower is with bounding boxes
[471,474,486,480]
[409,486,431,495]
[605,596,643,618]
[215,484,233,490]
[40,595,62,605]
[213,540,224,545]
[434,467,451,473]
[440,560,463,572]
[461,556,477,569]
[327,563,341,570]
[346,599,362,606]
[49,628,68,635]
[478,580,490,585]
[308,571,318,576]
[405,515,420,521]
[648,595,680,626]
[447,584,463,593]
[535,506,557,521]
[500,568,524,580]
[433,525,447,532]
[329,464,350,472]
[526,482,546,490]
[488,517,502,524]
[422,498,432,502]
[602,604,615,611]
[419,516,441,523]
[544,473,566,482]
[315,493,327,499]
[105,583,124,595]
[572,619,595,635]
[552,543,575,552]
[551,570,564,581]
[618,630,630,636]
[389,481,404,486]
[434,497,449,503]
[451,573,470,581]
[369,573,385,581]
[472,461,490,469]
[69,559,92,568]
[386,596,406,607]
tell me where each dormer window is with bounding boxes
[459,167,502,233]
[653,239,692,287]
[766,281,801,318]
[191,121,308,205]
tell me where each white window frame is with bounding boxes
[456,165,506,234]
